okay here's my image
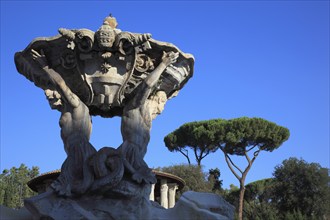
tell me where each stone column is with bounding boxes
[160,179,168,209]
[149,184,155,201]
[168,183,178,208]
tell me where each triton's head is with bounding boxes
[148,91,167,120]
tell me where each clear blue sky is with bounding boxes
[1,1,329,189]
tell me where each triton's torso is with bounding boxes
[60,102,92,148]
[121,103,151,149]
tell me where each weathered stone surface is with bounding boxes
[15,15,192,200]
[171,191,235,219]
[11,15,234,220]
[19,191,234,220]
[0,205,32,220]
[14,17,194,118]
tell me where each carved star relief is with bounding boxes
[101,62,112,73]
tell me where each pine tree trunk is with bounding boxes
[238,182,246,220]
[197,159,201,167]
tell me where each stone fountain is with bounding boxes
[8,15,235,219]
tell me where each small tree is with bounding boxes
[217,117,289,220]
[271,157,330,219]
[164,120,220,166]
[224,179,277,220]
[0,164,39,208]
[165,117,289,220]
[208,168,223,193]
[243,178,277,220]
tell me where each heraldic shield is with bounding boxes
[14,16,194,118]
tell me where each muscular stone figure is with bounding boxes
[32,49,96,197]
[119,51,179,184]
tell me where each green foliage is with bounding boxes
[243,179,278,220]
[164,120,222,166]
[224,158,330,220]
[224,179,278,220]
[243,201,278,220]
[165,117,290,220]
[218,117,289,220]
[218,117,290,156]
[244,178,274,203]
[208,168,223,193]
[283,210,309,220]
[0,164,39,208]
[164,117,289,165]
[271,157,330,219]
[223,185,240,208]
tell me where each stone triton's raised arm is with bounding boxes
[31,49,80,108]
[145,51,179,88]
[129,51,179,108]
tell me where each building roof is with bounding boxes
[152,170,185,190]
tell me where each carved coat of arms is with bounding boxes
[15,15,194,117]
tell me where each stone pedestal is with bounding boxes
[0,191,235,220]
